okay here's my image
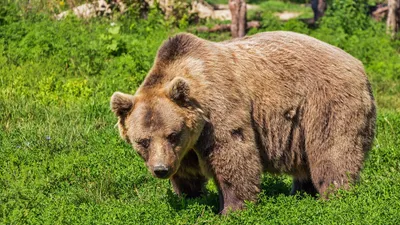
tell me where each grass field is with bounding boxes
[1,1,400,224]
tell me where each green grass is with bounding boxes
[1,1,400,224]
[257,1,312,16]
[246,0,314,22]
[204,0,313,21]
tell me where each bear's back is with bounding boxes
[211,31,371,107]
[221,31,365,84]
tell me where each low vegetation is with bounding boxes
[1,0,399,223]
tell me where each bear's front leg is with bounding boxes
[216,178,247,214]
[170,174,207,198]
[210,142,262,214]
[170,150,207,198]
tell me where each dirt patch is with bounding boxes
[194,3,260,21]
[207,4,301,21]
[273,11,302,21]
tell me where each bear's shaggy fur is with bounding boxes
[111,31,376,214]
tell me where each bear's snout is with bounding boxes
[153,164,170,179]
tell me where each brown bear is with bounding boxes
[110,31,376,214]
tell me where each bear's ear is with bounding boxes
[110,92,135,119]
[167,77,190,104]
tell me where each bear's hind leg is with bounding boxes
[304,99,371,198]
[308,159,355,198]
[307,138,364,198]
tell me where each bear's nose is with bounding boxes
[153,165,169,178]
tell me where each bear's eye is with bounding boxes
[137,138,150,149]
[167,132,180,144]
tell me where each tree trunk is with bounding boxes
[311,0,326,22]
[371,5,388,21]
[229,0,247,38]
[387,0,400,37]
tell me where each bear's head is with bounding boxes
[111,77,207,179]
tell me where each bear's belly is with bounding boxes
[252,107,307,176]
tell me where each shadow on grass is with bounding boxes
[166,188,220,214]
[260,176,292,197]
[166,176,305,213]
